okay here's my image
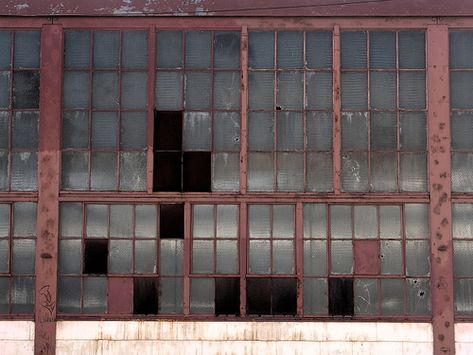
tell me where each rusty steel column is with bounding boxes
[35,24,63,355]
[427,25,455,355]
[147,27,156,194]
[332,25,341,194]
[240,26,248,194]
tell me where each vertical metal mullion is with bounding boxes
[302,32,308,192]
[180,32,186,191]
[396,32,401,192]
[116,31,123,191]
[183,201,191,315]
[81,203,87,313]
[332,25,342,194]
[366,31,372,192]
[147,27,156,194]
[87,31,94,190]
[273,32,278,191]
[7,31,14,192]
[239,202,247,316]
[240,26,248,194]
[295,202,303,316]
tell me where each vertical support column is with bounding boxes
[183,201,191,315]
[147,27,156,194]
[240,26,248,194]
[239,202,247,315]
[427,25,455,355]
[332,25,342,194]
[35,24,63,355]
[295,202,303,316]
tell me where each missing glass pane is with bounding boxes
[83,239,108,275]
[133,277,158,315]
[155,111,182,150]
[160,204,184,239]
[183,152,211,192]
[328,278,354,316]
[215,278,240,316]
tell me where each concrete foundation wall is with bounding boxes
[0,321,34,355]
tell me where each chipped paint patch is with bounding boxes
[14,3,29,10]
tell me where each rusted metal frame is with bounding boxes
[7,31,14,192]
[427,25,455,355]
[239,202,247,315]
[273,31,278,191]
[295,201,303,316]
[366,31,372,192]
[302,32,308,192]
[116,32,124,190]
[183,201,191,315]
[147,28,156,193]
[0,193,38,202]
[34,24,63,355]
[240,26,248,194]
[86,30,94,190]
[333,25,341,194]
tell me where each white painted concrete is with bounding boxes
[456,323,473,355]
[0,321,34,355]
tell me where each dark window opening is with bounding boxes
[183,152,211,192]
[154,152,181,191]
[328,278,354,316]
[83,239,108,275]
[215,277,240,316]
[247,278,271,315]
[133,277,159,315]
[155,111,182,150]
[160,204,184,239]
[247,278,297,316]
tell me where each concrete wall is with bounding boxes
[456,324,473,355]
[0,321,34,354]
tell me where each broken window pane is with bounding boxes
[119,152,147,191]
[272,278,297,315]
[133,277,158,314]
[329,278,354,316]
[183,152,211,192]
[342,152,369,192]
[246,278,270,315]
[213,112,240,151]
[160,204,184,239]
[215,278,239,315]
[354,279,377,316]
[407,278,430,315]
[83,239,108,275]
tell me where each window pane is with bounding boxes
[91,152,116,190]
[248,153,274,191]
[63,71,90,108]
[14,31,40,68]
[342,112,368,150]
[277,153,303,192]
[157,31,182,68]
[122,31,148,69]
[186,31,211,68]
[341,152,368,192]
[61,152,88,190]
[341,32,367,69]
[212,153,239,192]
[370,31,396,69]
[248,32,274,69]
[11,152,37,191]
[93,31,119,68]
[62,111,89,149]
[277,31,303,68]
[121,72,148,109]
[64,31,90,69]
[214,31,240,69]
[399,31,425,69]
[307,72,332,110]
[306,31,332,69]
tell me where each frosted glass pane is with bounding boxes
[186,31,211,68]
[92,72,119,109]
[0,151,6,190]
[370,31,396,69]
[135,205,157,238]
[331,240,353,274]
[248,153,274,191]
[217,205,238,238]
[182,112,211,150]
[249,205,270,239]
[307,152,333,192]
[121,72,148,109]
[304,278,328,314]
[122,31,148,69]
[277,31,303,68]
[450,31,473,69]
[405,204,429,238]
[0,204,10,237]
[212,153,239,192]
[61,152,88,190]
[160,240,183,275]
[60,203,82,237]
[306,31,332,69]
[14,31,40,68]
[304,240,326,276]
[0,112,7,149]
[454,241,473,277]
[64,31,90,69]
[303,204,326,239]
[190,278,214,314]
[91,111,117,148]
[341,32,367,69]
[453,204,473,239]
[155,71,183,110]
[11,277,34,313]
[354,205,377,239]
[0,277,7,313]
[341,152,368,192]
[407,278,430,315]
[370,152,397,192]
[452,71,473,109]
[11,152,37,191]
[59,240,81,274]
[62,111,88,149]
[330,205,352,239]
[342,112,368,150]
[453,153,473,192]
[370,72,396,109]
[354,279,378,315]
[307,112,332,151]
[193,205,214,238]
[213,112,240,151]
[400,153,427,192]
[380,240,403,275]
[12,71,39,109]
[109,240,133,273]
[371,112,397,150]
[249,240,270,274]
[277,153,303,192]
[156,31,182,68]
[120,112,147,149]
[58,277,81,313]
[400,72,425,109]
[216,240,238,274]
[380,206,401,238]
[248,72,274,109]
[277,112,303,151]
[93,31,119,68]
[0,72,9,109]
[406,240,430,277]
[63,71,90,108]
[399,31,425,69]
[452,111,473,150]
[12,111,38,149]
[12,239,35,274]
[185,72,211,109]
[455,279,473,314]
[380,279,404,315]
[342,72,367,109]
[400,112,427,150]
[214,71,240,110]
[13,202,36,237]
[273,205,294,238]
[248,31,274,69]
[307,72,332,110]
[0,31,11,70]
[214,31,240,69]
[91,152,116,190]
[277,71,303,109]
[249,111,274,151]
[159,278,183,313]
[273,240,294,274]
[83,277,107,313]
[86,204,108,238]
[110,205,133,237]
[119,152,147,191]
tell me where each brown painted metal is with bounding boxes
[183,202,191,315]
[35,24,63,355]
[2,0,473,17]
[147,28,156,194]
[108,278,133,314]
[239,202,247,316]
[354,240,380,275]
[240,26,248,194]
[295,202,303,316]
[427,25,455,355]
[333,25,341,194]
